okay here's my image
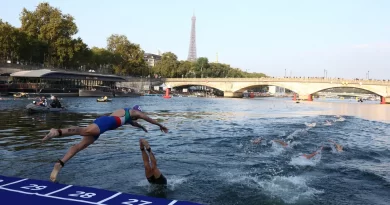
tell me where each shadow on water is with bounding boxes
[0,97,390,205]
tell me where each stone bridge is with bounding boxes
[163,78,390,104]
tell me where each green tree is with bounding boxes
[0,21,19,62]
[90,47,117,73]
[153,52,179,77]
[177,60,194,78]
[67,37,91,69]
[20,2,78,67]
[107,34,146,75]
[195,57,210,78]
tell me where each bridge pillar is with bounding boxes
[381,96,390,104]
[224,91,243,98]
[298,94,313,101]
[293,93,297,101]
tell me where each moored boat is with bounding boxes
[97,97,112,102]
[25,103,66,112]
[13,92,29,98]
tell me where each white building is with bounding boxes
[144,53,161,67]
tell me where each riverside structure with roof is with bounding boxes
[6,69,127,97]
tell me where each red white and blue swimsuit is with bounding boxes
[92,108,132,140]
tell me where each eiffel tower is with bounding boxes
[187,13,197,62]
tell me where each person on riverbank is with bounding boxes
[42,105,169,182]
[139,138,167,185]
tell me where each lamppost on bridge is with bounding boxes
[285,69,286,77]
[368,71,370,80]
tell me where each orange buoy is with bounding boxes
[163,88,171,99]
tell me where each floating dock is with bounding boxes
[0,175,201,205]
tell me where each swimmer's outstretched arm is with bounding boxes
[130,121,148,132]
[303,146,323,159]
[135,112,168,133]
[303,151,318,159]
[329,140,343,152]
[273,139,288,147]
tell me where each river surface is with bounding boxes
[0,96,390,205]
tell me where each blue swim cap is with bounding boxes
[132,105,142,112]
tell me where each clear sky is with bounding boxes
[1,0,390,79]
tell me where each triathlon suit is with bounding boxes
[92,108,132,141]
[147,174,167,185]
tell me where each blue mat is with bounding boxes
[0,175,201,205]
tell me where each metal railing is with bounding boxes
[163,77,390,85]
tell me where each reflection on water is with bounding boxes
[0,97,390,205]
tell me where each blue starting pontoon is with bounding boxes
[0,175,201,205]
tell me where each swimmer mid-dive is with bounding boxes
[303,146,323,159]
[140,138,167,185]
[42,105,169,182]
[328,140,343,152]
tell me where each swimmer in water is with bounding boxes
[140,138,167,185]
[273,139,288,147]
[324,120,332,126]
[328,140,343,152]
[252,137,263,144]
[42,105,169,182]
[303,146,323,159]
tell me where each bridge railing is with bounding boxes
[163,77,390,85]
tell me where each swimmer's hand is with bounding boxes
[160,125,168,133]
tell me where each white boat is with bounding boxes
[97,98,112,102]
[25,103,66,112]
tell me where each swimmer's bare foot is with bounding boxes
[139,138,145,150]
[50,160,64,182]
[141,139,150,150]
[43,128,59,142]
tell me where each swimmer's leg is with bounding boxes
[43,124,100,142]
[50,135,95,182]
[140,139,153,178]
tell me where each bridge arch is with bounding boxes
[165,82,225,92]
[306,84,386,97]
[233,82,300,94]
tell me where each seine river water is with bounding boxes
[0,96,390,205]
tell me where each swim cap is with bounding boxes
[132,105,142,112]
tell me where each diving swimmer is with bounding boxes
[139,138,167,185]
[42,105,169,182]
